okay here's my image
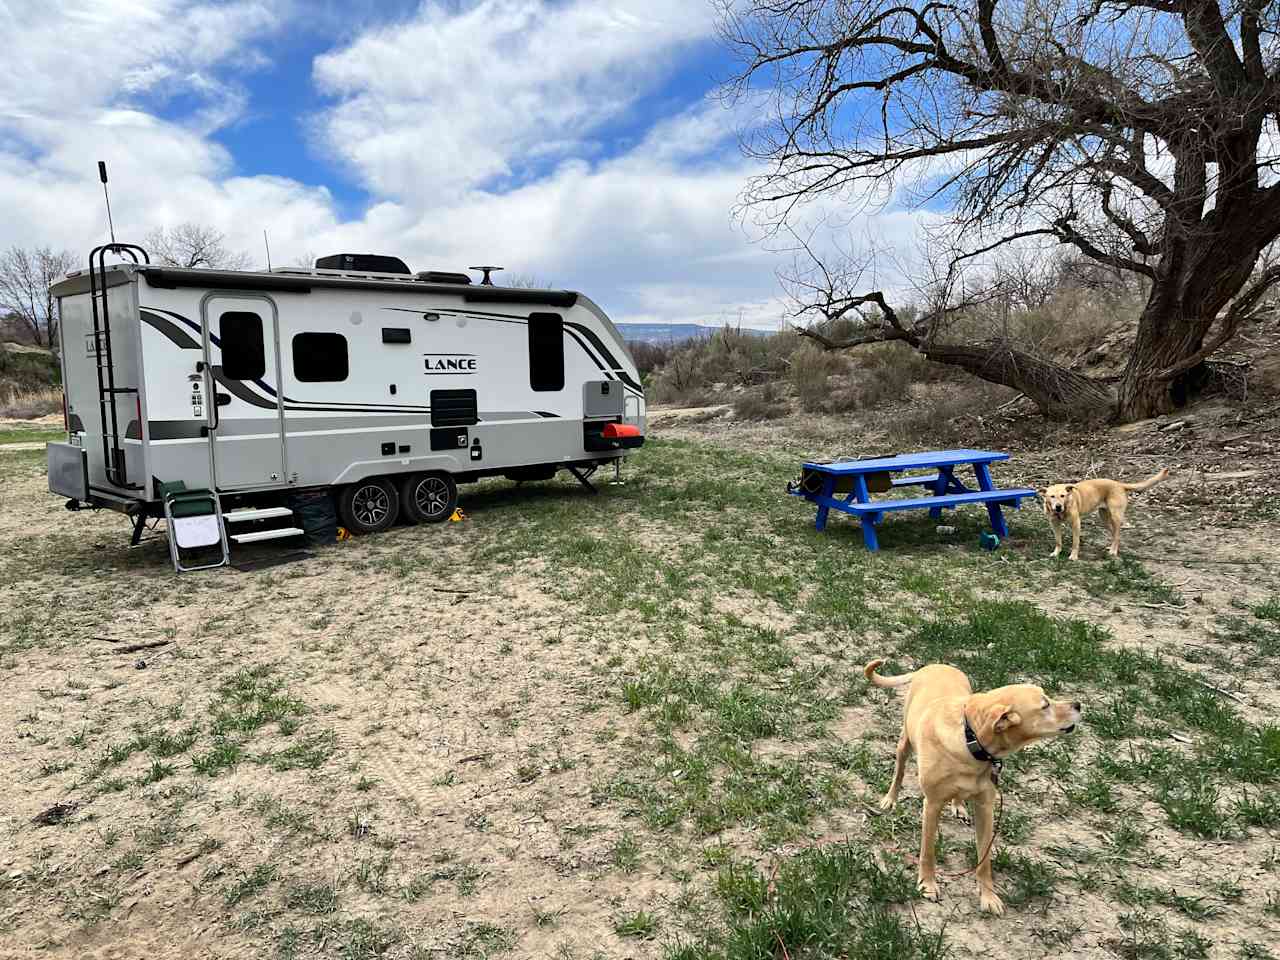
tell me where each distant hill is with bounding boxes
[616,323,769,344]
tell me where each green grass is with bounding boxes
[0,428,63,446]
[5,431,1276,958]
[668,843,943,960]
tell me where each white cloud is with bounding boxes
[0,0,282,131]
[0,0,939,332]
[311,0,719,197]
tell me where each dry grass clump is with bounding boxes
[0,386,61,419]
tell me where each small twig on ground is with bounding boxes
[432,588,474,596]
[457,753,491,764]
[995,393,1027,413]
[1170,732,1194,745]
[104,639,172,655]
[175,847,213,869]
[1195,678,1248,704]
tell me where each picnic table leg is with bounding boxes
[986,503,1009,538]
[851,475,880,551]
[815,475,835,532]
[929,467,954,519]
[974,463,1010,537]
[861,515,880,551]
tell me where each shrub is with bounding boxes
[789,344,848,411]
[1,386,62,419]
[733,382,788,420]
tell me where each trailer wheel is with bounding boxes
[400,471,457,524]
[338,478,399,534]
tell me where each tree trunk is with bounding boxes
[1115,309,1211,420]
[1116,215,1264,421]
[919,339,1115,416]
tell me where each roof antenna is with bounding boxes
[98,161,117,246]
[469,265,504,286]
[263,230,272,272]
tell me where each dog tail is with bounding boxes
[864,659,916,688]
[1122,467,1170,492]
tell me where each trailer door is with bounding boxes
[201,294,287,490]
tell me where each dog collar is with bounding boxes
[964,715,1003,784]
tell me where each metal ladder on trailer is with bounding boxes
[88,243,149,491]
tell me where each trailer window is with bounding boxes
[219,312,266,380]
[528,313,564,392]
[292,332,349,382]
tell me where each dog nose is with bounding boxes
[1072,701,1081,712]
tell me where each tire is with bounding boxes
[338,478,399,534]
[399,471,458,525]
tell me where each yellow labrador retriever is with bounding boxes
[865,659,1081,915]
[1043,468,1169,560]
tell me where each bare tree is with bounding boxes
[719,0,1280,420]
[503,273,554,289]
[0,246,76,348]
[144,223,252,270]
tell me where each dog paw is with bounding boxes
[1049,548,1060,558]
[919,879,941,902]
[980,891,1005,916]
[878,794,896,813]
[1068,553,1079,562]
[949,801,970,823]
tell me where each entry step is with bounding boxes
[223,507,294,523]
[229,527,305,544]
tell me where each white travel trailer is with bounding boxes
[47,245,645,567]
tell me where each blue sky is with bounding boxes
[0,0,928,328]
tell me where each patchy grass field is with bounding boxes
[1,408,1279,960]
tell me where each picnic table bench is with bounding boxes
[788,449,1036,551]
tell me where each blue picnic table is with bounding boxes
[788,449,1036,551]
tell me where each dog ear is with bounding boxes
[993,706,1022,733]
[972,701,1013,747]
[974,702,1020,744]
[1064,484,1074,493]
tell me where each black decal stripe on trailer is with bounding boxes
[140,310,202,349]
[145,308,285,401]
[383,305,641,390]
[563,327,611,376]
[564,321,644,392]
[145,306,433,413]
[212,367,278,410]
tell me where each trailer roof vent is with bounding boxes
[416,270,472,285]
[316,254,411,275]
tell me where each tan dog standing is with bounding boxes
[865,659,1081,914]
[1043,468,1169,560]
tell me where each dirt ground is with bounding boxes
[1,394,1279,960]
